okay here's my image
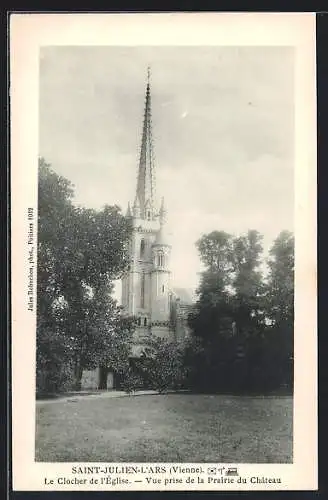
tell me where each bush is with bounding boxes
[36,326,74,395]
[120,367,145,394]
[123,338,189,394]
[36,357,74,396]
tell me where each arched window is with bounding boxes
[162,285,165,294]
[157,251,164,267]
[140,273,145,308]
[147,211,151,220]
[137,317,141,326]
[144,318,147,326]
[140,238,145,257]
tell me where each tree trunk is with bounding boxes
[73,358,83,391]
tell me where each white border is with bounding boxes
[10,12,317,491]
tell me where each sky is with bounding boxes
[39,46,294,295]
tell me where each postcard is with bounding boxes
[10,12,317,491]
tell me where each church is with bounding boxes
[81,70,194,390]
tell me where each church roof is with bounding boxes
[172,287,195,305]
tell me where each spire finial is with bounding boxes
[147,66,151,86]
[126,202,132,217]
[133,195,140,217]
[159,196,167,225]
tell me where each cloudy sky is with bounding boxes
[39,46,294,294]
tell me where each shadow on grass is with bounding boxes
[36,390,101,400]
[36,386,292,401]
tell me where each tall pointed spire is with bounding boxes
[126,202,132,217]
[135,66,156,219]
[159,196,167,226]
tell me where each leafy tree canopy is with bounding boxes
[37,158,134,391]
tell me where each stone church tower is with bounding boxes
[81,70,194,390]
[121,69,174,344]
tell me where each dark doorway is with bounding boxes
[98,367,108,389]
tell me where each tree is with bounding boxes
[262,231,294,391]
[190,231,235,343]
[190,230,265,344]
[187,231,238,392]
[265,230,294,327]
[187,228,294,394]
[231,230,265,336]
[37,158,133,392]
[37,158,75,320]
[50,205,132,389]
[196,230,234,275]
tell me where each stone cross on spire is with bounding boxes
[134,66,156,220]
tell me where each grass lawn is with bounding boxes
[35,393,292,463]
